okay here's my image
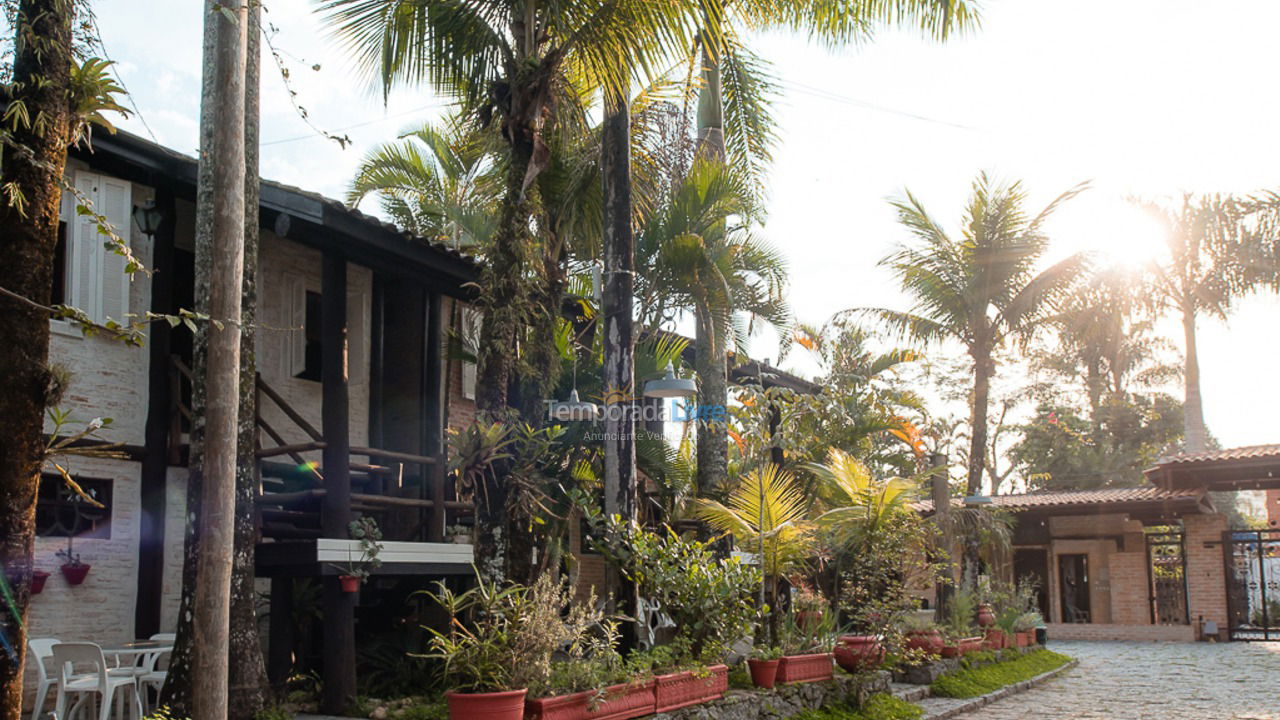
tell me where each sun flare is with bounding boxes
[1053,195,1170,269]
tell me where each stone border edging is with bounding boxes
[919,658,1079,720]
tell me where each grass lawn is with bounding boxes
[930,648,1073,699]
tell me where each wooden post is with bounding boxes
[424,290,446,542]
[319,251,356,714]
[266,576,294,688]
[136,187,177,638]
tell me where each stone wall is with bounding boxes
[651,672,890,720]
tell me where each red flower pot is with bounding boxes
[653,665,727,712]
[959,637,984,655]
[904,629,944,655]
[795,610,824,630]
[30,570,49,595]
[446,688,527,720]
[525,680,656,720]
[982,629,1007,650]
[747,659,780,689]
[976,604,995,628]
[775,653,833,684]
[338,575,361,593]
[834,636,885,673]
[60,564,90,586]
[941,644,960,659]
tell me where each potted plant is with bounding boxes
[56,538,89,586]
[1014,611,1042,647]
[445,524,472,545]
[424,573,574,720]
[31,570,49,595]
[330,517,383,592]
[792,583,826,630]
[746,646,782,689]
[775,614,835,684]
[525,621,658,720]
[834,634,885,673]
[900,615,943,656]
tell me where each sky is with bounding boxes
[89,0,1280,450]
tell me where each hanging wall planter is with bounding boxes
[60,563,90,586]
[339,575,361,593]
[31,570,49,595]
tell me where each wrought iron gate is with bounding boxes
[1226,530,1280,641]
[1146,529,1188,625]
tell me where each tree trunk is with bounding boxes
[601,86,639,647]
[694,306,728,495]
[1181,303,1208,453]
[0,2,73,717]
[694,30,729,498]
[161,8,219,713]
[192,2,248,718]
[229,5,270,717]
[963,351,991,579]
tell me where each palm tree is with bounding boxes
[1140,194,1280,452]
[694,464,812,646]
[687,0,980,498]
[318,0,698,416]
[635,159,791,496]
[808,448,916,548]
[319,0,700,581]
[867,172,1088,497]
[347,116,495,248]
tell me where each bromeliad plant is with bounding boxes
[330,516,384,587]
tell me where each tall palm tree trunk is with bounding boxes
[229,5,270,716]
[1181,303,1208,453]
[694,29,730,497]
[963,351,992,576]
[0,2,73,716]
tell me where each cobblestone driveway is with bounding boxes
[956,640,1280,720]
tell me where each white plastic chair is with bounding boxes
[52,643,142,720]
[26,637,59,720]
[135,634,174,713]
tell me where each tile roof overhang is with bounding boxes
[1143,444,1280,492]
[914,485,1213,521]
[72,129,481,296]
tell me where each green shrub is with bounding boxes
[931,649,1071,698]
[790,693,922,720]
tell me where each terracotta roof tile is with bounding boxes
[1151,444,1280,467]
[914,486,1204,513]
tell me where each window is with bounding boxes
[459,305,480,400]
[51,221,68,306]
[36,474,112,538]
[295,290,324,381]
[58,171,132,325]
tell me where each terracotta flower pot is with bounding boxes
[775,653,833,684]
[834,635,885,673]
[445,688,527,720]
[983,628,1007,650]
[747,659,780,689]
[976,604,995,628]
[60,564,90,586]
[795,610,824,630]
[959,637,984,655]
[941,644,961,659]
[30,570,49,595]
[904,629,944,655]
[653,665,727,712]
[525,680,656,720]
[338,575,361,593]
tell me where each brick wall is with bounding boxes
[1045,622,1194,642]
[1266,490,1280,528]
[1183,513,1228,638]
[1107,551,1150,625]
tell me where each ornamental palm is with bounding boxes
[866,172,1087,497]
[808,448,916,549]
[693,463,811,645]
[347,116,495,248]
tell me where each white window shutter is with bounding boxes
[97,177,132,323]
[461,306,480,400]
[347,290,369,384]
[288,276,307,377]
[70,172,102,320]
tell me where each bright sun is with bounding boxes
[1052,195,1170,269]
